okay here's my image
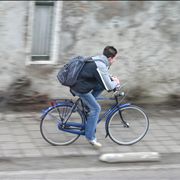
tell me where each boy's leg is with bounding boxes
[75,92,101,141]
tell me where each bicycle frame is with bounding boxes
[41,96,131,136]
[97,96,131,124]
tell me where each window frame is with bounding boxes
[26,1,63,65]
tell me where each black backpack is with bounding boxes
[57,56,92,87]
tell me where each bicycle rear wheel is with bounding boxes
[40,103,85,146]
[107,105,149,145]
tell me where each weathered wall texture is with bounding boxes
[0,1,180,109]
[0,1,27,90]
[60,1,180,104]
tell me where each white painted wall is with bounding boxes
[0,1,179,104]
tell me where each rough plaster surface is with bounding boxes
[0,1,180,106]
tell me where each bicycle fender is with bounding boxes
[41,101,74,119]
[105,103,131,136]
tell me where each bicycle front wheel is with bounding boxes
[40,104,85,146]
[107,105,149,145]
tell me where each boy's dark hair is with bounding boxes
[103,46,117,58]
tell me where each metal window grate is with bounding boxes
[31,1,54,61]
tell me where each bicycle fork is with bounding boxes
[105,101,130,138]
[115,97,129,128]
[118,110,130,128]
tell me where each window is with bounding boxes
[26,1,63,65]
[31,1,54,61]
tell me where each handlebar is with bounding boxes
[113,90,125,97]
[113,83,127,100]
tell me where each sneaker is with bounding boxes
[89,139,102,149]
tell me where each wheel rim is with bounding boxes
[108,106,149,145]
[40,105,84,146]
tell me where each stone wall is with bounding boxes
[0,1,180,110]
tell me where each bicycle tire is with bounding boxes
[107,105,149,145]
[40,103,85,146]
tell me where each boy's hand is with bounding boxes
[111,76,120,85]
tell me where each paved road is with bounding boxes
[0,105,180,158]
[0,153,180,179]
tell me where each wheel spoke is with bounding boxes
[108,105,149,145]
[40,104,85,146]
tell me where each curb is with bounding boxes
[99,152,161,163]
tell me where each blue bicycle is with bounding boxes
[40,86,149,146]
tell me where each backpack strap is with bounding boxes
[84,56,106,65]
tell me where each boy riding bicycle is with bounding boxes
[70,46,120,148]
